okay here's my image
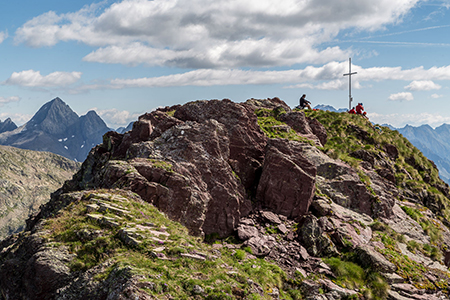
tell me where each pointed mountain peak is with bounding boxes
[0,117,17,134]
[27,97,79,136]
[80,110,110,136]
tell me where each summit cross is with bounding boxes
[343,58,357,110]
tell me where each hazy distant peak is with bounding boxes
[0,117,18,134]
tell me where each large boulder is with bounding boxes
[256,139,316,219]
[278,111,324,147]
[297,215,338,257]
[300,144,395,218]
[355,245,397,273]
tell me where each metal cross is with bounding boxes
[343,58,357,110]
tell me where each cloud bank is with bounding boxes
[388,92,413,101]
[4,70,82,87]
[369,112,450,128]
[108,63,450,88]
[14,0,420,68]
[405,80,441,91]
[0,96,20,105]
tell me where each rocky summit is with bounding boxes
[2,97,450,299]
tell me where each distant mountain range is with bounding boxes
[116,121,134,134]
[313,104,348,113]
[396,124,450,184]
[0,98,111,162]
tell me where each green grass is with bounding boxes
[369,220,449,291]
[302,109,450,227]
[42,190,306,299]
[323,257,389,299]
[255,108,315,145]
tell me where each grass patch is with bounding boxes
[255,109,315,145]
[303,109,450,228]
[323,257,389,299]
[41,190,307,299]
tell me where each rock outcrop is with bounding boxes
[2,97,450,299]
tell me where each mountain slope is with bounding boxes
[1,98,450,299]
[0,97,111,162]
[0,145,79,239]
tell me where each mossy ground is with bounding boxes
[42,190,303,299]
[255,108,315,145]
[369,221,450,292]
[305,110,450,221]
[322,257,389,300]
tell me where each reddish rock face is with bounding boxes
[384,144,399,160]
[66,98,391,238]
[256,139,316,219]
[174,99,267,190]
[278,111,326,147]
[82,118,254,238]
[307,117,327,146]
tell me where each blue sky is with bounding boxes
[1,0,450,129]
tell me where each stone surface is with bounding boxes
[356,245,397,273]
[256,139,316,219]
[297,215,338,257]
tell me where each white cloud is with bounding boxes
[91,107,141,128]
[4,70,82,87]
[369,112,450,128]
[105,62,450,89]
[388,92,413,101]
[285,79,360,90]
[14,0,419,68]
[0,96,20,105]
[405,80,441,91]
[0,30,8,43]
[431,93,443,99]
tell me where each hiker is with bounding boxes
[355,103,364,114]
[348,107,356,114]
[356,103,368,119]
[299,94,312,110]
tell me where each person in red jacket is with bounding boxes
[356,103,364,114]
[348,107,356,114]
[356,103,368,119]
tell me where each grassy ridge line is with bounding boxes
[305,110,450,221]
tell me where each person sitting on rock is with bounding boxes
[299,94,312,110]
[348,107,356,114]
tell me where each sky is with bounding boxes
[1,0,450,129]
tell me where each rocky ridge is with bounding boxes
[1,97,450,299]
